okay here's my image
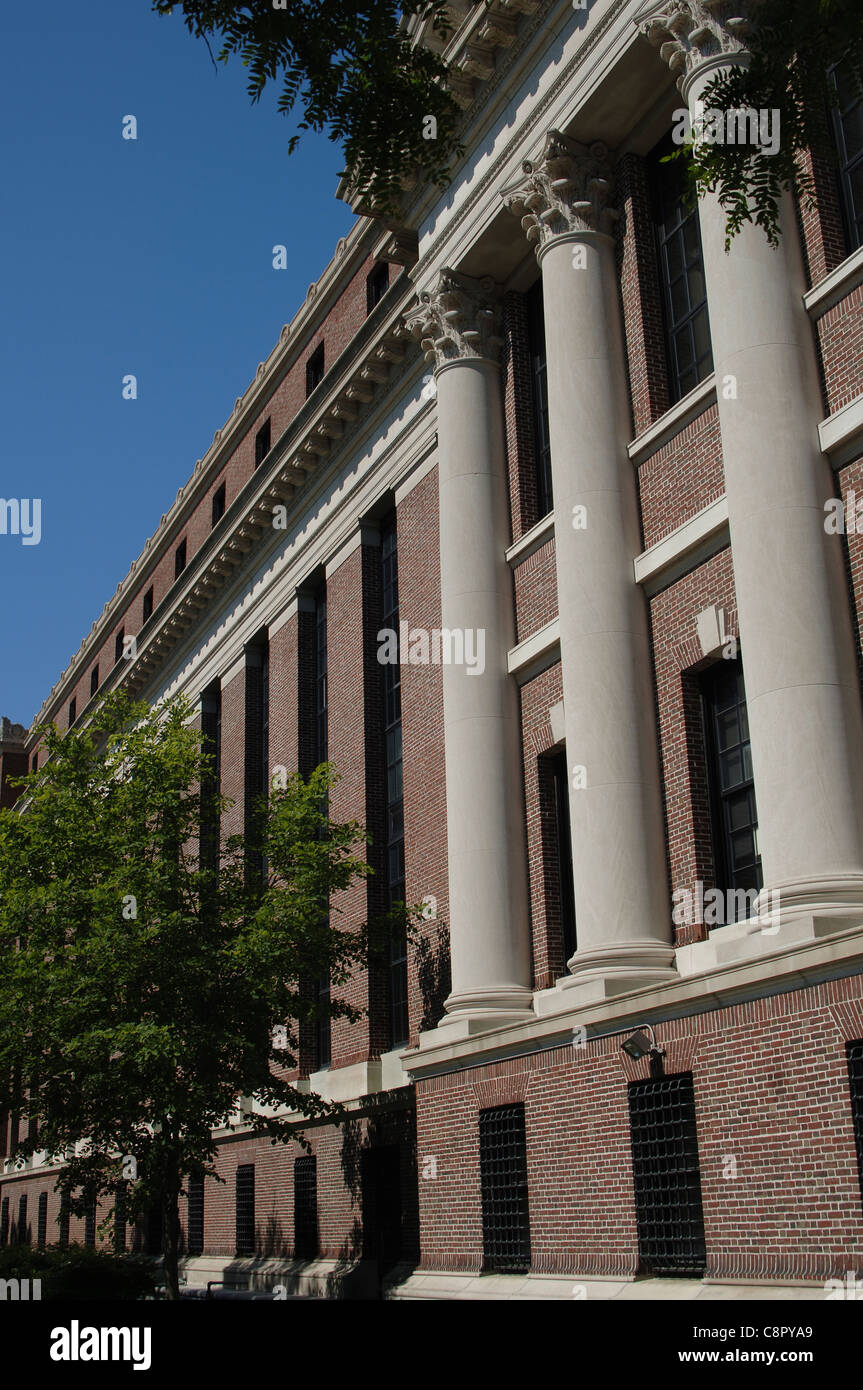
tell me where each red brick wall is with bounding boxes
[637,404,724,550]
[513,537,557,643]
[816,285,863,416]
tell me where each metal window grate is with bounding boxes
[84,1197,97,1248]
[37,1192,48,1249]
[114,1182,127,1253]
[294,1156,319,1260]
[628,1072,707,1277]
[16,1194,28,1246]
[479,1104,531,1273]
[235,1164,255,1256]
[0,1198,7,1247]
[58,1194,70,1248]
[187,1174,204,1256]
[846,1040,863,1208]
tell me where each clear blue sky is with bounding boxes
[0,0,355,727]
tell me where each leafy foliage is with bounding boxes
[671,0,863,247]
[152,0,465,210]
[0,1243,158,1302]
[0,691,413,1297]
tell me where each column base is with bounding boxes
[541,940,677,1009]
[755,875,863,926]
[423,987,536,1043]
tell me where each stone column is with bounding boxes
[405,271,534,1032]
[646,2,863,932]
[502,133,676,1001]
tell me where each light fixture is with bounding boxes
[620,1024,665,1062]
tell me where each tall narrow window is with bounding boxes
[294,1155,319,1259]
[200,684,222,881]
[58,1193,70,1248]
[16,1194,28,1245]
[37,1192,48,1249]
[830,60,863,252]
[367,262,390,314]
[526,280,553,520]
[235,1164,255,1255]
[254,419,271,469]
[113,1182,127,1252]
[0,1198,8,1247]
[90,665,99,698]
[479,1104,531,1273]
[651,135,713,402]
[211,482,226,528]
[381,518,407,1048]
[175,538,187,579]
[114,628,125,665]
[187,1174,204,1256]
[549,751,577,965]
[68,698,76,727]
[84,1196,97,1247]
[306,344,325,398]
[30,753,38,773]
[701,658,762,920]
[313,585,331,1070]
[628,1073,707,1277]
[142,586,154,623]
[244,639,269,886]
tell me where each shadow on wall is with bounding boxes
[416,921,451,1035]
[338,1093,420,1298]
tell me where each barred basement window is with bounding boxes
[651,135,713,403]
[381,517,408,1047]
[16,1194,28,1245]
[254,418,271,469]
[187,1174,204,1256]
[526,279,552,520]
[830,60,863,252]
[306,343,325,398]
[235,1164,255,1255]
[0,1198,8,1247]
[628,1072,707,1277]
[58,1194,70,1248]
[114,628,124,665]
[175,538,187,579]
[846,1040,863,1209]
[701,658,762,920]
[366,262,389,314]
[294,1155,318,1259]
[142,586,154,623]
[37,1192,48,1249]
[211,482,226,528]
[84,1196,97,1247]
[478,1104,531,1273]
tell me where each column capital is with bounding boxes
[404,268,503,370]
[639,0,760,88]
[500,130,619,250]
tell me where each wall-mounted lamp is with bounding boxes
[620,1024,665,1063]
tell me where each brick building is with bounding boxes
[2,0,863,1297]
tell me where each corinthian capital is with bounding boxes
[404,268,503,368]
[500,131,619,249]
[639,0,760,85]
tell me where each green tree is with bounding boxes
[0,692,404,1299]
[153,0,463,211]
[666,0,863,247]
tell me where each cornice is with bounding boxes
[32,272,421,736]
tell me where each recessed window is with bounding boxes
[628,1073,707,1277]
[113,1183,127,1253]
[175,539,187,579]
[142,586,154,623]
[68,698,76,727]
[36,1193,48,1250]
[543,750,576,968]
[30,753,38,773]
[254,419,271,469]
[381,518,407,1048]
[700,658,762,920]
[651,135,713,402]
[479,1105,531,1273]
[846,1040,863,1208]
[830,60,863,253]
[58,1194,70,1248]
[294,1156,319,1259]
[306,344,325,398]
[114,628,125,665]
[235,1164,255,1256]
[526,280,552,521]
[90,666,99,698]
[0,1199,8,1247]
[16,1194,28,1246]
[211,483,226,528]
[187,1174,205,1256]
[84,1196,96,1248]
[367,262,390,314]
